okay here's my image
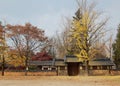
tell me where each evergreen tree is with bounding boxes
[113,24,120,68]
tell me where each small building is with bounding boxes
[89,58,114,70]
[29,55,115,76]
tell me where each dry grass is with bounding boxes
[0,76,120,86]
[0,72,120,86]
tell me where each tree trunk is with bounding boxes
[2,55,5,76]
[25,57,28,76]
[85,60,89,76]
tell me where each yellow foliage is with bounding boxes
[75,50,88,61]
[7,54,26,67]
[68,11,90,61]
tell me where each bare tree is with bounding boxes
[53,18,72,58]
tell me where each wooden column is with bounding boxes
[56,66,59,76]
[108,66,111,75]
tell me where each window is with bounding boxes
[60,66,65,70]
[102,66,107,70]
[93,66,97,70]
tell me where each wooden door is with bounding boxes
[67,63,79,76]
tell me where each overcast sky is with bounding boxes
[0,0,120,39]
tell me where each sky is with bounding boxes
[0,0,120,39]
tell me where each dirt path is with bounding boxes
[0,76,120,86]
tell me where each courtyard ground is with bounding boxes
[0,76,120,86]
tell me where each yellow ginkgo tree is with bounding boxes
[68,9,90,60]
[67,0,108,75]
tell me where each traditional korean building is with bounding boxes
[29,54,115,76]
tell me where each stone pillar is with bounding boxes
[79,66,82,75]
[85,61,89,76]
[56,66,59,76]
[57,66,68,76]
[65,66,68,76]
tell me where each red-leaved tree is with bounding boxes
[6,23,48,75]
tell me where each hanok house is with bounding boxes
[29,53,115,76]
[88,58,115,75]
[29,52,56,71]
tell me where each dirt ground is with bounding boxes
[0,76,120,86]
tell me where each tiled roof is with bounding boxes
[54,59,65,66]
[89,58,115,66]
[29,61,54,66]
[29,57,115,66]
[65,55,80,62]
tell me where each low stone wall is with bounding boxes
[57,66,68,76]
[89,70,120,76]
[79,70,120,76]
[28,72,57,76]
[111,70,120,75]
[3,72,25,76]
[57,70,68,76]
[89,70,110,75]
[0,72,57,76]
[79,70,86,75]
[0,70,120,76]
